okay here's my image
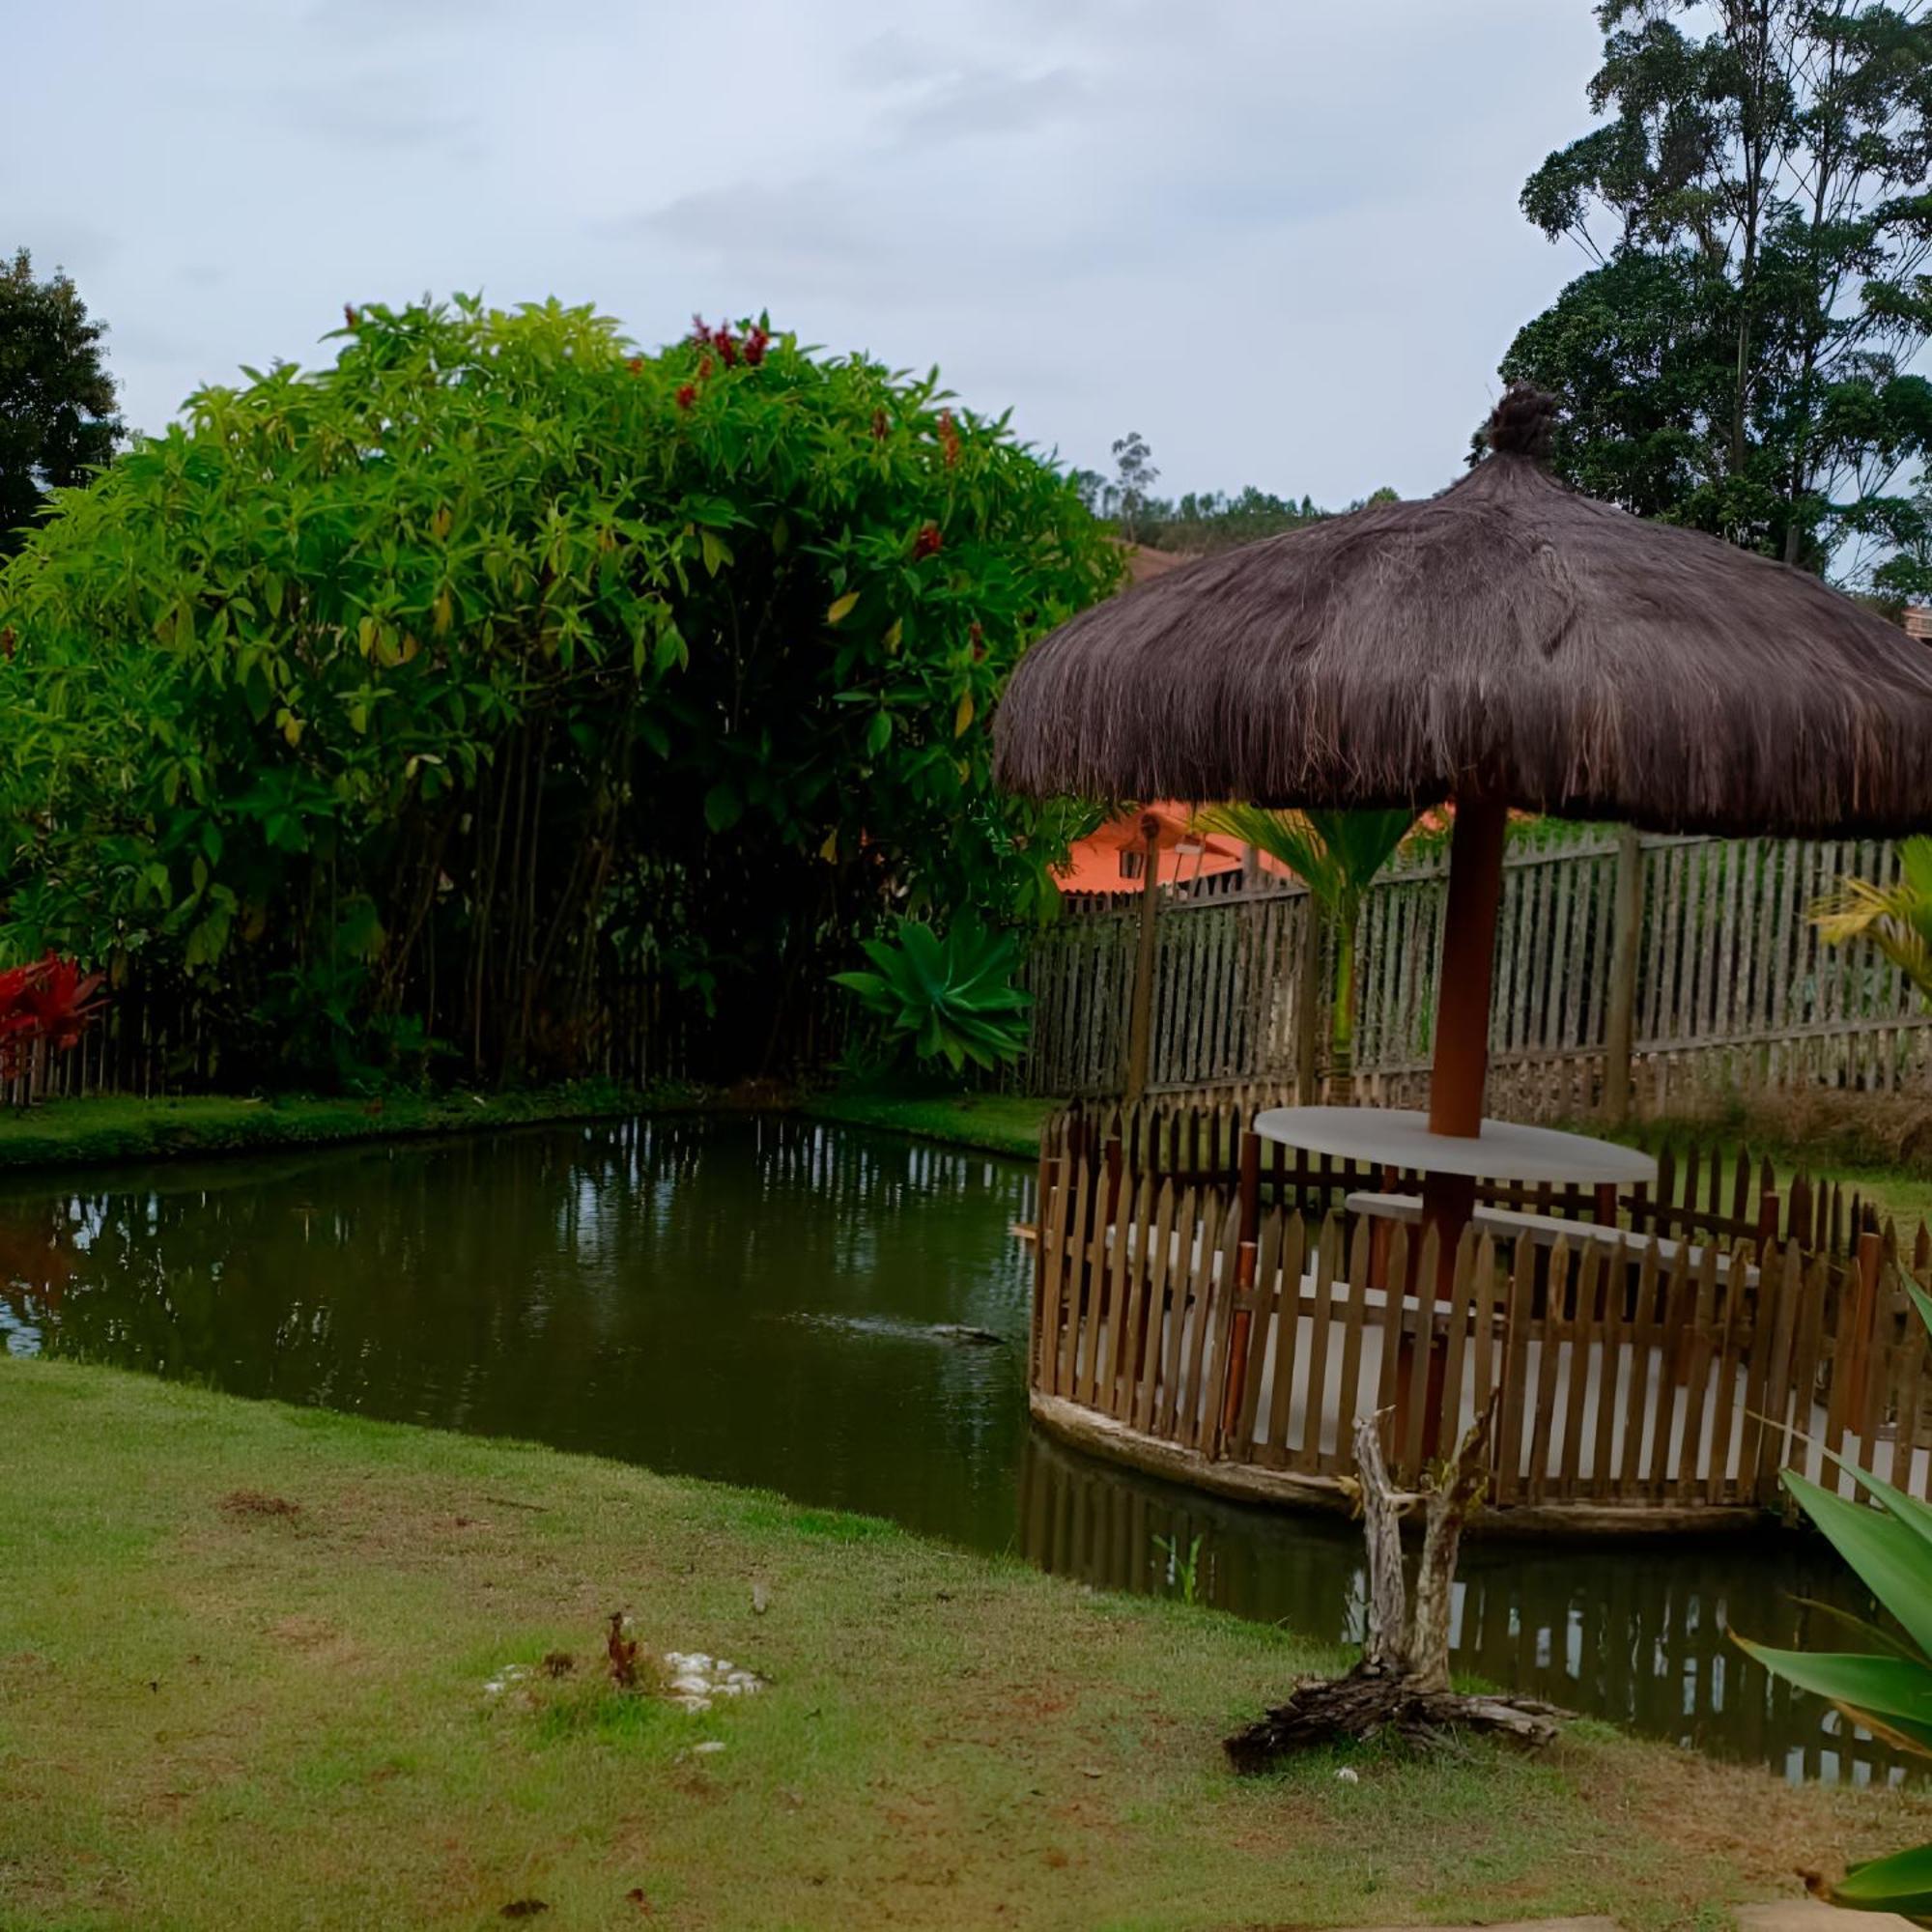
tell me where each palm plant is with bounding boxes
[1734,1277,1932,1918]
[1192,806,1415,1102]
[1814,837,1932,1001]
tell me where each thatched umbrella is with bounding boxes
[998,385,1932,1238]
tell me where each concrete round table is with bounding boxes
[1250,1106,1658,1188]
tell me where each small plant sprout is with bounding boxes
[1154,1532,1204,1605]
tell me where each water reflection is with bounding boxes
[1019,1431,1904,1784]
[0,1115,1902,1778]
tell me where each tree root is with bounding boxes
[1224,1660,1568,1773]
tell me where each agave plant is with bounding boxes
[1735,1276,1932,1918]
[1814,837,1932,1002]
[832,917,1032,1073]
[1192,806,1415,1101]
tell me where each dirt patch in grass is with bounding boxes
[3,1358,1929,1932]
[220,1489,303,1520]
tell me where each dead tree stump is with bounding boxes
[1225,1405,1566,1773]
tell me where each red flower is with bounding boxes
[913,522,943,559]
[938,410,960,469]
[0,954,107,1079]
[743,324,770,366]
[343,304,358,329]
[697,353,714,381]
[714,328,739,368]
[626,355,644,375]
[675,384,697,411]
[690,313,712,345]
[872,410,890,441]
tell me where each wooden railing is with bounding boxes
[1029,1103,1932,1530]
[1022,829,1932,1114]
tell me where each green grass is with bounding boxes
[1,1361,1923,1931]
[0,1080,672,1172]
[801,1086,1059,1159]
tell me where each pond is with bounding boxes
[0,1113,1894,1782]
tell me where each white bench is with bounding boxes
[1343,1191,1759,1290]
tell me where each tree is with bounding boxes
[0,298,1120,1087]
[1190,806,1416,1101]
[0,249,123,555]
[1110,430,1160,542]
[1499,1,1932,583]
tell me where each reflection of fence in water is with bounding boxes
[1017,1431,1907,1783]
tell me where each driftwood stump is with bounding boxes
[1225,1406,1566,1774]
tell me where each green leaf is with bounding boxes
[1730,1642,1932,1734]
[827,591,860,625]
[700,529,733,576]
[703,783,743,834]
[866,711,893,756]
[1782,1472,1932,1661]
[1828,1838,1932,1914]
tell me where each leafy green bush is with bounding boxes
[832,918,1031,1072]
[0,298,1118,1085]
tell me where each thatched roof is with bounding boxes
[998,388,1932,836]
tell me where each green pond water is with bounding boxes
[0,1113,1898,1782]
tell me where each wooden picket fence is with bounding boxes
[1022,829,1932,1115]
[1029,1102,1932,1530]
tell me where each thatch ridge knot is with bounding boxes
[1486,384,1559,461]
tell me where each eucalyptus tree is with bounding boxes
[1501,0,1932,592]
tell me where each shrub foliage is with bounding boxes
[0,298,1118,1084]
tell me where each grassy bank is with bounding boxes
[1,1361,1923,1931]
[0,1081,666,1172]
[800,1087,1057,1159]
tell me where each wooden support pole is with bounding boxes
[1421,789,1510,1274]
[1122,812,1162,1105]
[1218,1128,1264,1446]
[1602,825,1643,1127]
[1293,892,1321,1104]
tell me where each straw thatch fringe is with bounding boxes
[996,402,1932,837]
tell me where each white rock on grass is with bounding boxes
[659,1650,766,1715]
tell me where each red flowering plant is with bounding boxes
[0,954,107,1084]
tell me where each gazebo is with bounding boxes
[997,385,1932,1257]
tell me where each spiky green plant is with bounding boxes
[1814,838,1932,1001]
[1735,1276,1932,1920]
[832,917,1031,1073]
[1193,807,1415,1100]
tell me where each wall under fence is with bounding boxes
[1021,830,1932,1118]
[1028,1101,1932,1534]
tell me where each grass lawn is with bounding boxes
[3,1361,1925,1931]
[800,1087,1058,1160]
[0,1081,663,1172]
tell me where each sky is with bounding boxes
[5,0,1608,506]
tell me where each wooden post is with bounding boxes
[1218,1129,1264,1446]
[1293,892,1321,1104]
[1122,812,1162,1105]
[1602,825,1643,1127]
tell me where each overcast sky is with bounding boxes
[6,0,1608,504]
